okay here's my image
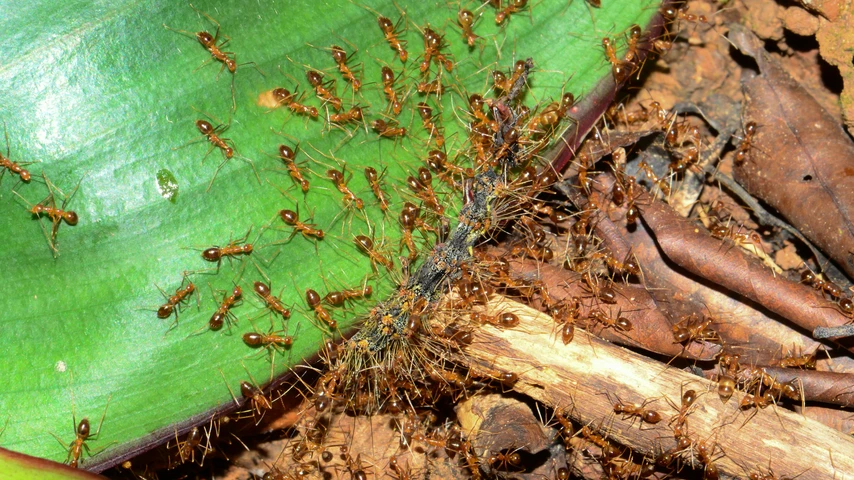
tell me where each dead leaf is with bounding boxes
[729,24,854,279]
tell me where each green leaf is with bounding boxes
[0,0,659,470]
[0,447,105,480]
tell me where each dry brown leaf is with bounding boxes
[729,24,854,279]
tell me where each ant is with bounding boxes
[193,117,233,160]
[406,167,444,215]
[426,149,473,188]
[800,267,845,299]
[495,0,528,24]
[838,296,854,317]
[420,26,453,72]
[487,447,524,471]
[239,379,273,417]
[637,160,671,196]
[271,87,319,118]
[330,44,361,91]
[209,285,241,330]
[328,105,364,125]
[324,283,372,307]
[279,208,324,240]
[695,438,722,480]
[588,307,632,332]
[163,5,262,111]
[202,230,253,268]
[16,174,81,257]
[671,313,721,346]
[778,348,817,369]
[418,76,445,97]
[715,353,741,403]
[402,201,439,235]
[388,455,412,480]
[669,387,698,431]
[708,216,762,247]
[306,70,342,111]
[527,92,576,135]
[468,94,495,129]
[157,280,196,320]
[662,3,709,25]
[253,281,291,319]
[458,9,480,46]
[364,167,390,212]
[378,15,408,62]
[172,426,210,466]
[399,204,420,261]
[581,272,618,304]
[306,288,336,329]
[182,112,259,191]
[510,241,554,262]
[52,395,112,468]
[580,424,621,460]
[243,326,293,351]
[549,298,581,345]
[623,24,642,65]
[372,118,407,137]
[612,395,662,426]
[417,102,444,146]
[312,369,342,413]
[276,143,310,193]
[471,311,520,329]
[380,66,404,115]
[354,234,394,271]
[0,123,32,185]
[327,168,365,210]
[602,37,632,83]
[734,121,757,164]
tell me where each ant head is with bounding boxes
[64,211,79,226]
[196,120,214,135]
[278,144,296,160]
[306,70,324,86]
[196,31,214,46]
[77,418,91,437]
[330,45,347,64]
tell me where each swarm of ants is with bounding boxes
[8,0,853,478]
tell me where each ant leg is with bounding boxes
[162,24,198,39]
[171,136,209,153]
[206,156,231,192]
[229,71,236,113]
[193,58,215,73]
[237,60,266,77]
[191,3,222,31]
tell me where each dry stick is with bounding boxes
[634,190,852,345]
[458,296,854,480]
[814,324,854,340]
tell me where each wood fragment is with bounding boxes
[458,295,854,480]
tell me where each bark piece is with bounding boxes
[458,394,556,479]
[459,296,854,480]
